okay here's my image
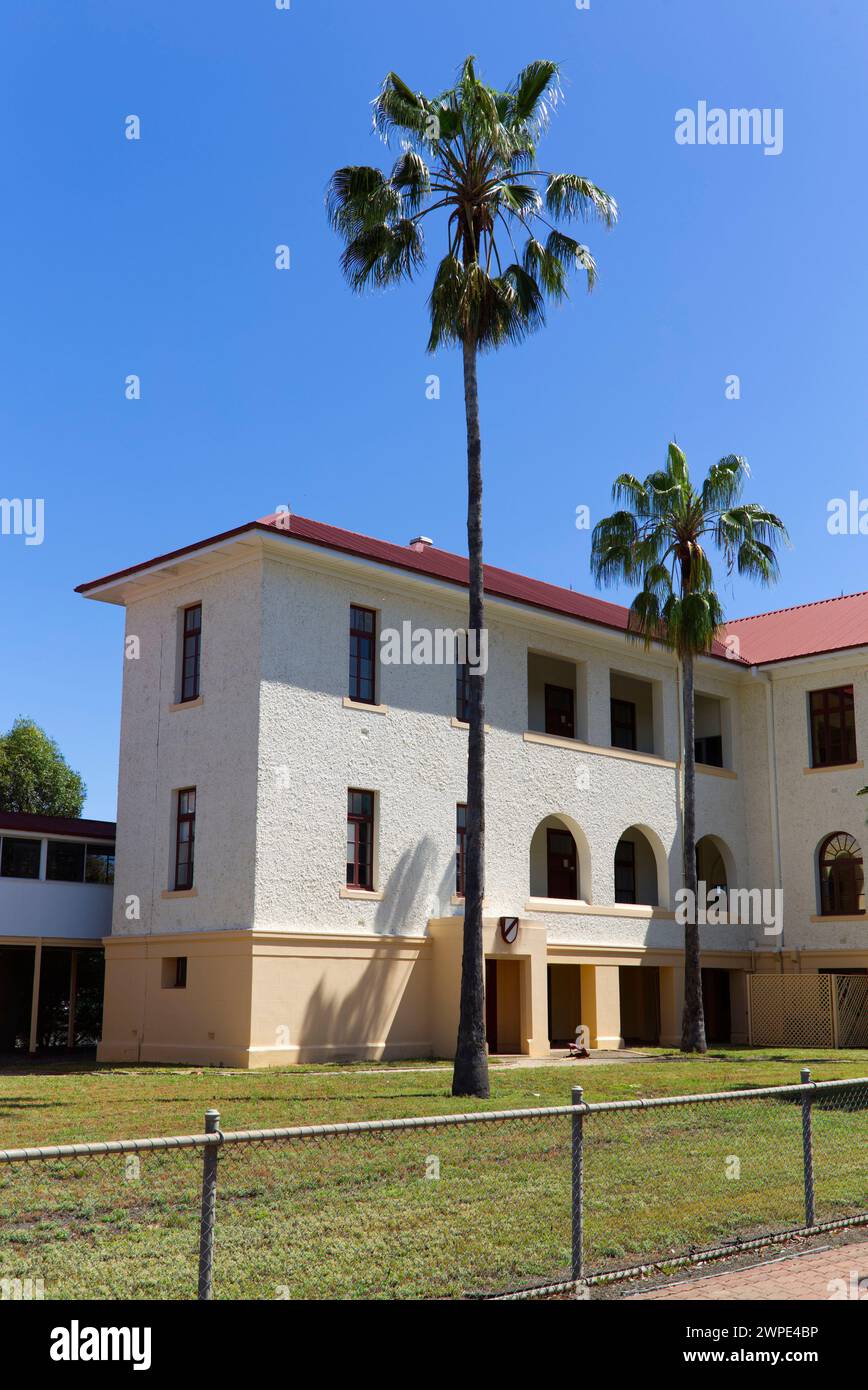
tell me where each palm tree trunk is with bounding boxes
[452,332,490,1098]
[680,650,707,1053]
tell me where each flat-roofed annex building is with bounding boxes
[76,513,868,1066]
[0,811,115,1053]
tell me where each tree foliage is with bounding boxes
[591,442,788,654]
[0,717,86,817]
[327,56,617,349]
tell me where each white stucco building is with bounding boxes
[76,513,868,1066]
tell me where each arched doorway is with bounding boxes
[696,835,729,894]
[529,815,586,901]
[613,826,662,906]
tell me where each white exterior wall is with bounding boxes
[765,658,868,952]
[111,557,262,936]
[103,537,868,964]
[252,549,752,953]
[0,879,111,939]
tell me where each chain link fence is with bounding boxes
[0,1071,865,1299]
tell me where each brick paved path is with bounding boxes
[632,1242,868,1300]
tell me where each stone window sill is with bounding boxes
[808,912,866,923]
[343,697,388,716]
[803,760,864,775]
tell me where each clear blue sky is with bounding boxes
[2,0,866,819]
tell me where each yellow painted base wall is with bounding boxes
[96,927,868,1069]
[97,931,432,1068]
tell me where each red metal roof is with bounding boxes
[76,511,868,666]
[0,811,115,840]
[76,512,734,660]
[264,513,652,637]
[725,591,868,665]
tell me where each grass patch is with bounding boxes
[0,1048,865,1298]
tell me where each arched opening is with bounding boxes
[696,833,736,895]
[529,815,587,901]
[818,833,865,916]
[613,826,662,907]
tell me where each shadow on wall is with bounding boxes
[295,838,438,1059]
[373,837,438,936]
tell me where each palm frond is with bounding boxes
[591,440,787,658]
[701,455,748,512]
[545,173,618,227]
[500,263,545,333]
[627,586,665,648]
[546,229,596,292]
[341,220,424,291]
[735,538,781,585]
[497,183,542,219]
[506,60,561,133]
[373,72,436,145]
[590,510,641,586]
[390,150,432,215]
[611,473,651,513]
[326,167,401,236]
[522,236,567,299]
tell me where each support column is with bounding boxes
[579,964,623,1050]
[659,964,685,1047]
[67,952,79,1049]
[729,969,749,1045]
[523,932,551,1057]
[28,940,43,1054]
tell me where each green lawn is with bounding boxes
[1,1048,866,1299]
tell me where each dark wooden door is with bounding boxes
[547,828,577,900]
[701,969,731,1044]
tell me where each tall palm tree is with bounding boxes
[591,444,787,1052]
[328,58,617,1096]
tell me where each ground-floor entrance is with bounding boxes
[0,943,104,1053]
[485,957,523,1054]
[701,967,733,1044]
[547,963,583,1047]
[619,966,661,1045]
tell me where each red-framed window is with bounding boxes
[349,606,376,704]
[818,832,864,916]
[456,662,472,723]
[809,686,856,768]
[181,604,202,702]
[611,698,637,751]
[545,683,575,739]
[346,789,374,889]
[456,803,467,897]
[174,788,196,891]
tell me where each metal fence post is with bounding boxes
[571,1085,584,1285]
[800,1068,815,1228]
[198,1108,221,1300]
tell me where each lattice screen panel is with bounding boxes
[749,973,835,1047]
[835,973,868,1048]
